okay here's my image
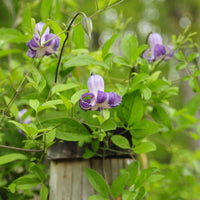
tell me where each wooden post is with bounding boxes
[48,141,132,200]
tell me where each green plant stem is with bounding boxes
[0,145,44,152]
[0,71,30,127]
[90,0,124,18]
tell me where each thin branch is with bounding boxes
[0,145,44,152]
[54,12,84,84]
[0,71,30,127]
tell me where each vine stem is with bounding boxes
[0,70,31,127]
[54,12,85,84]
[0,145,44,153]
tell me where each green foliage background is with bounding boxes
[0,0,200,200]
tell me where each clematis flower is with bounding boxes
[143,33,174,62]
[27,22,60,58]
[79,74,122,111]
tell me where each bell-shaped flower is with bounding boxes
[143,33,174,62]
[27,22,60,58]
[79,74,122,111]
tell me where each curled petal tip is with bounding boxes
[79,93,95,111]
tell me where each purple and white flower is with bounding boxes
[143,33,174,62]
[27,22,60,58]
[79,74,122,111]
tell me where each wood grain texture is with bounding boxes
[49,158,132,200]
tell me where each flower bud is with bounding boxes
[81,17,93,39]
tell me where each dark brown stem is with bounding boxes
[54,12,84,84]
[0,145,44,152]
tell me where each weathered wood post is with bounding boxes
[48,141,132,200]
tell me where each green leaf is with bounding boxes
[135,187,145,200]
[40,184,48,200]
[30,164,46,182]
[22,7,32,34]
[113,56,132,67]
[141,86,152,101]
[0,153,27,165]
[174,50,185,61]
[189,77,199,92]
[0,28,27,43]
[85,168,109,198]
[130,120,160,139]
[176,62,187,71]
[4,96,18,120]
[51,83,79,96]
[184,92,200,115]
[130,73,149,92]
[152,105,172,128]
[45,129,56,145]
[126,161,138,187]
[40,0,53,21]
[97,0,109,9]
[92,140,100,152]
[134,167,158,189]
[128,95,144,126]
[29,99,40,111]
[122,190,136,200]
[88,195,108,200]
[9,120,27,133]
[0,49,21,58]
[148,174,165,182]
[101,118,116,131]
[23,124,39,137]
[102,33,121,58]
[63,55,109,69]
[49,20,65,46]
[134,142,156,154]
[73,18,85,48]
[56,119,91,142]
[83,148,95,159]
[111,135,130,149]
[122,34,138,62]
[13,174,41,190]
[37,100,63,113]
[111,173,129,198]
[59,95,73,110]
[187,52,199,62]
[71,89,88,104]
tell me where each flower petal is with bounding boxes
[143,48,154,62]
[35,48,46,58]
[108,92,122,107]
[79,93,95,111]
[34,22,49,43]
[27,38,39,50]
[95,91,122,110]
[27,49,37,58]
[154,44,166,59]
[87,75,104,97]
[149,33,163,50]
[43,33,60,54]
[164,45,174,60]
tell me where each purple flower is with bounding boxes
[79,74,122,111]
[143,33,174,62]
[27,22,60,58]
